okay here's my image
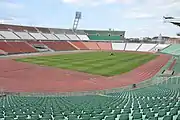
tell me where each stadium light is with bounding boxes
[72,11,82,31]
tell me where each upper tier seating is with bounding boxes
[112,43,125,50]
[97,42,112,50]
[15,32,34,40]
[0,35,4,39]
[125,43,141,51]
[70,41,88,50]
[77,35,90,40]
[29,33,47,40]
[55,34,69,40]
[42,41,77,51]
[82,42,100,50]
[0,24,37,32]
[161,44,180,55]
[0,24,9,31]
[65,29,74,34]
[88,35,121,40]
[42,33,59,40]
[36,27,50,33]
[6,25,24,32]
[137,44,157,52]
[7,42,37,53]
[49,28,65,34]
[0,31,20,39]
[66,34,80,40]
[23,26,37,33]
[75,30,86,35]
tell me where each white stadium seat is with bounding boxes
[16,32,34,40]
[0,31,20,39]
[137,44,157,52]
[55,34,69,40]
[125,43,141,51]
[150,44,170,52]
[112,43,125,50]
[77,35,89,40]
[66,34,80,40]
[29,33,47,40]
[0,34,4,39]
[43,33,59,40]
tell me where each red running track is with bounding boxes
[0,53,171,93]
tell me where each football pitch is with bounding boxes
[16,51,157,76]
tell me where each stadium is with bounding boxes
[0,10,180,120]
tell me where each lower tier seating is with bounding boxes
[0,77,179,120]
[0,42,22,54]
[161,44,180,55]
[97,42,112,50]
[7,42,37,53]
[42,41,77,51]
[112,43,126,50]
[82,42,100,50]
[70,41,88,50]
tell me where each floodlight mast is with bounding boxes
[72,11,82,32]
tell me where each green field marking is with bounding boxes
[15,52,157,76]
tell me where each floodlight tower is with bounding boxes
[72,11,82,31]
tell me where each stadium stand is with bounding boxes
[112,43,126,50]
[137,44,157,52]
[0,49,6,55]
[0,77,179,120]
[84,30,125,40]
[0,31,20,39]
[82,42,100,50]
[70,41,88,50]
[42,33,59,40]
[66,34,80,40]
[97,42,112,50]
[42,41,77,51]
[125,43,141,51]
[23,26,37,33]
[88,35,121,40]
[150,44,170,52]
[161,44,180,55]
[0,41,21,54]
[49,28,64,34]
[0,24,9,31]
[75,30,86,35]
[27,41,50,52]
[54,34,70,40]
[15,32,34,40]
[7,41,37,53]
[173,58,180,73]
[36,27,51,33]
[0,34,4,39]
[6,25,24,32]
[29,33,47,40]
[77,35,90,40]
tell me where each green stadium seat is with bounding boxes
[163,115,173,120]
[119,114,129,120]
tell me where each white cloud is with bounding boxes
[123,12,154,19]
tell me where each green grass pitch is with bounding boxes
[15,51,157,76]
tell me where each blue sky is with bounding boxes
[0,0,180,38]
